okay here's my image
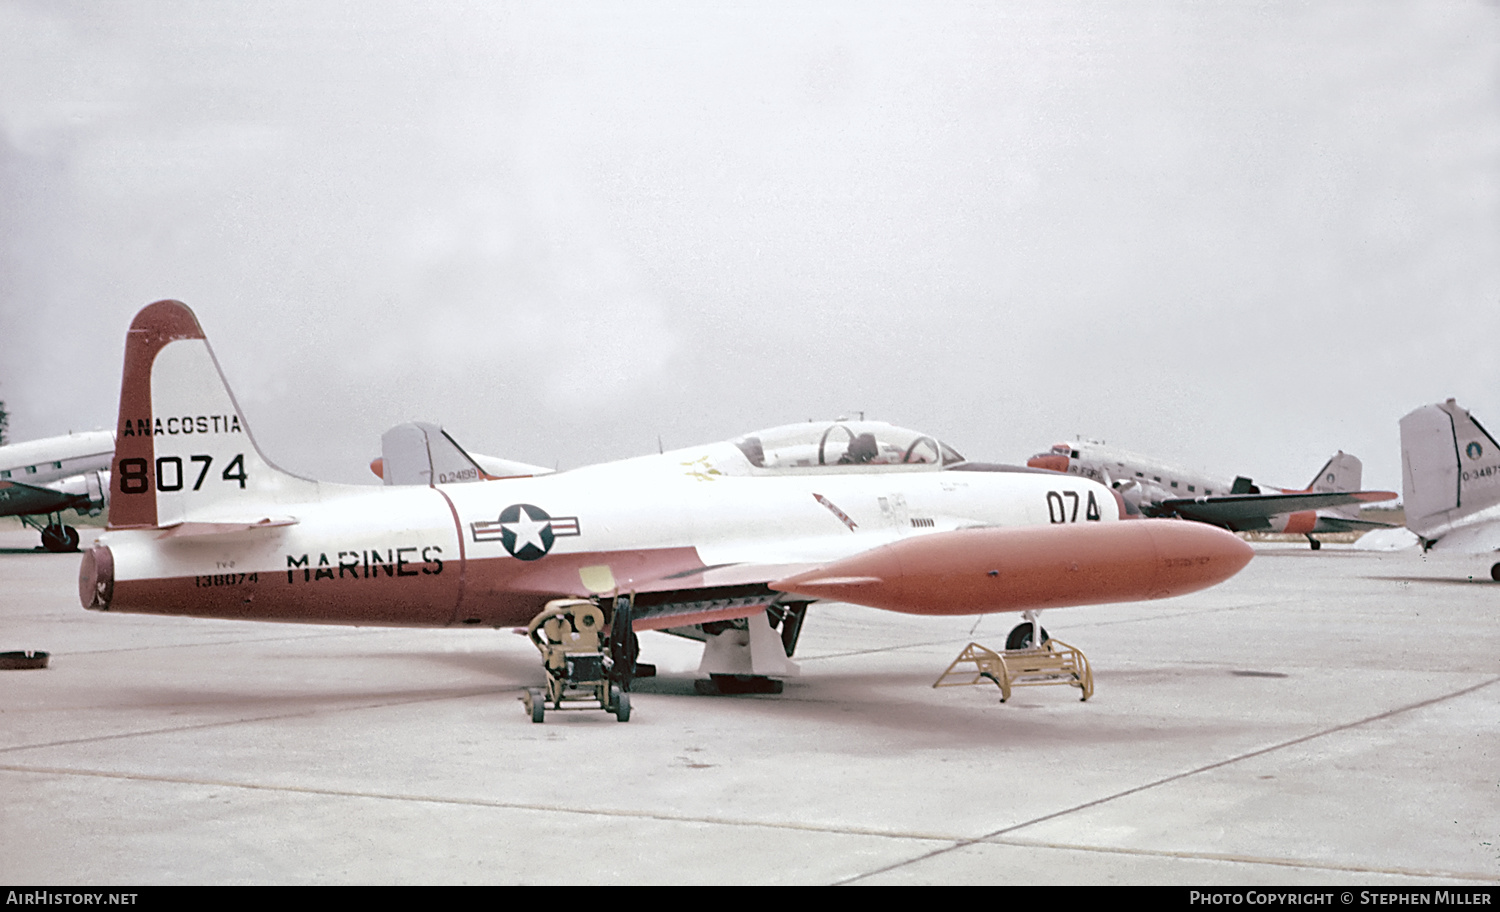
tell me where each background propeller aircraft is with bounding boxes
[1027,441,1396,549]
[0,430,114,551]
[1400,398,1500,581]
[81,300,1253,702]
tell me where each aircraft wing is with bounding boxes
[0,479,89,517]
[1158,490,1396,527]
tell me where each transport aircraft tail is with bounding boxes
[1307,451,1363,519]
[1400,398,1500,539]
[108,300,317,530]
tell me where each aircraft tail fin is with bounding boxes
[1307,451,1364,519]
[109,300,316,530]
[378,422,486,485]
[1400,398,1500,538]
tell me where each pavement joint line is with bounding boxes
[7,759,1491,884]
[0,687,508,755]
[836,673,1500,885]
[0,761,959,845]
[981,836,1500,884]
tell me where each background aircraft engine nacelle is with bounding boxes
[770,520,1252,616]
[42,469,110,516]
[1026,454,1069,473]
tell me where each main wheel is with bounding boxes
[1006,622,1049,650]
[1491,562,1500,583]
[610,598,637,688]
[40,524,77,553]
[614,689,630,722]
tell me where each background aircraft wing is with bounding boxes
[0,479,89,517]
[1159,490,1396,526]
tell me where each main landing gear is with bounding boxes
[21,514,81,553]
[692,604,805,696]
[522,596,637,723]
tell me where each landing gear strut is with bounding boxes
[1005,610,1049,650]
[22,514,80,553]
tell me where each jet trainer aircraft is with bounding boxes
[1400,398,1500,581]
[81,300,1253,704]
[1027,441,1397,549]
[0,430,114,551]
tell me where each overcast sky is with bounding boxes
[3,1,1497,491]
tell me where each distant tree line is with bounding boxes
[0,400,7,446]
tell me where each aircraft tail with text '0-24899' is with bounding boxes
[1400,398,1500,580]
[84,300,1254,704]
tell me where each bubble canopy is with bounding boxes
[731,420,965,472]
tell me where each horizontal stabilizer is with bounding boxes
[153,517,298,539]
[1307,515,1398,533]
[1426,520,1500,554]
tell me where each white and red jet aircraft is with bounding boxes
[81,301,1253,697]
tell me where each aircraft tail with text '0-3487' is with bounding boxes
[1400,398,1500,579]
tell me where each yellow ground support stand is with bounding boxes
[522,599,631,722]
[933,639,1094,702]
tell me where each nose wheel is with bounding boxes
[1005,611,1049,650]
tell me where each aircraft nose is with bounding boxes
[1139,520,1254,597]
[1027,453,1069,472]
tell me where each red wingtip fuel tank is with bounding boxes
[769,520,1252,616]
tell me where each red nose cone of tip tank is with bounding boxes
[770,520,1252,616]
